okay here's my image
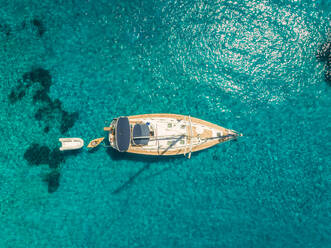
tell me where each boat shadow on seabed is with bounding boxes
[104,128,240,194]
[104,138,180,195]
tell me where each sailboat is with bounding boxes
[104,114,241,158]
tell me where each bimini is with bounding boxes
[104,113,241,158]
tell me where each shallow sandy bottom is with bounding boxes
[0,0,329,247]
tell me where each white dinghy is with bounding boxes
[59,138,84,151]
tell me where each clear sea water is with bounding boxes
[0,0,330,247]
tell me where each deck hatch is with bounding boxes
[132,124,150,145]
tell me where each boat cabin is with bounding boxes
[110,117,154,152]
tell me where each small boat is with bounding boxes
[59,138,84,151]
[104,114,242,158]
[87,137,105,148]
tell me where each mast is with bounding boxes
[156,123,160,155]
[188,115,193,159]
[184,116,187,156]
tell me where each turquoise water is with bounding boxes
[0,0,330,247]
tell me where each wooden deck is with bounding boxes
[122,113,234,156]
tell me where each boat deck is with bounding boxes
[123,114,235,156]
